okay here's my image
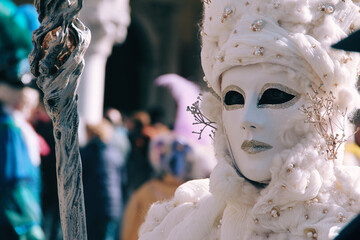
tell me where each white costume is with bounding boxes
[139,1,360,239]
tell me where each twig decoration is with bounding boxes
[187,94,217,140]
[300,85,348,160]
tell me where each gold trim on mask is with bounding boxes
[222,85,246,111]
[257,83,300,109]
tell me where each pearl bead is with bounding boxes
[304,228,317,239]
[221,7,234,22]
[273,1,281,9]
[270,207,280,218]
[320,3,335,14]
[325,5,335,14]
[216,54,224,62]
[287,163,295,173]
[224,7,233,15]
[338,213,346,222]
[250,19,266,32]
[253,46,264,56]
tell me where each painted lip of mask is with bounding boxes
[241,140,273,154]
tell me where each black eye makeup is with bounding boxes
[258,89,294,105]
[257,83,300,108]
[224,91,244,105]
[222,83,300,110]
[222,86,245,110]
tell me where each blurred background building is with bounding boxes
[14,0,205,127]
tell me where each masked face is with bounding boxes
[221,64,304,183]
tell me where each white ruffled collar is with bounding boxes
[209,130,360,239]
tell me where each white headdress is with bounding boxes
[201,0,360,113]
[200,2,360,238]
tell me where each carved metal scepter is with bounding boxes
[29,0,90,239]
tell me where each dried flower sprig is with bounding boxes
[300,85,348,160]
[187,94,217,140]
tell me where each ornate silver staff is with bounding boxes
[29,0,90,239]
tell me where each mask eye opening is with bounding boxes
[224,90,245,106]
[257,83,300,109]
[258,88,295,105]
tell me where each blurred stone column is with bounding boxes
[131,0,181,125]
[79,0,130,125]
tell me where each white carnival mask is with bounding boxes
[221,64,305,183]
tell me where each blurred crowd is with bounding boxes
[0,2,216,240]
[1,83,216,240]
[81,106,216,240]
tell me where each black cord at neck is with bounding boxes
[232,161,268,189]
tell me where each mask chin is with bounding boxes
[232,160,269,189]
[223,124,270,188]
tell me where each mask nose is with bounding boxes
[241,121,258,130]
[240,104,264,130]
